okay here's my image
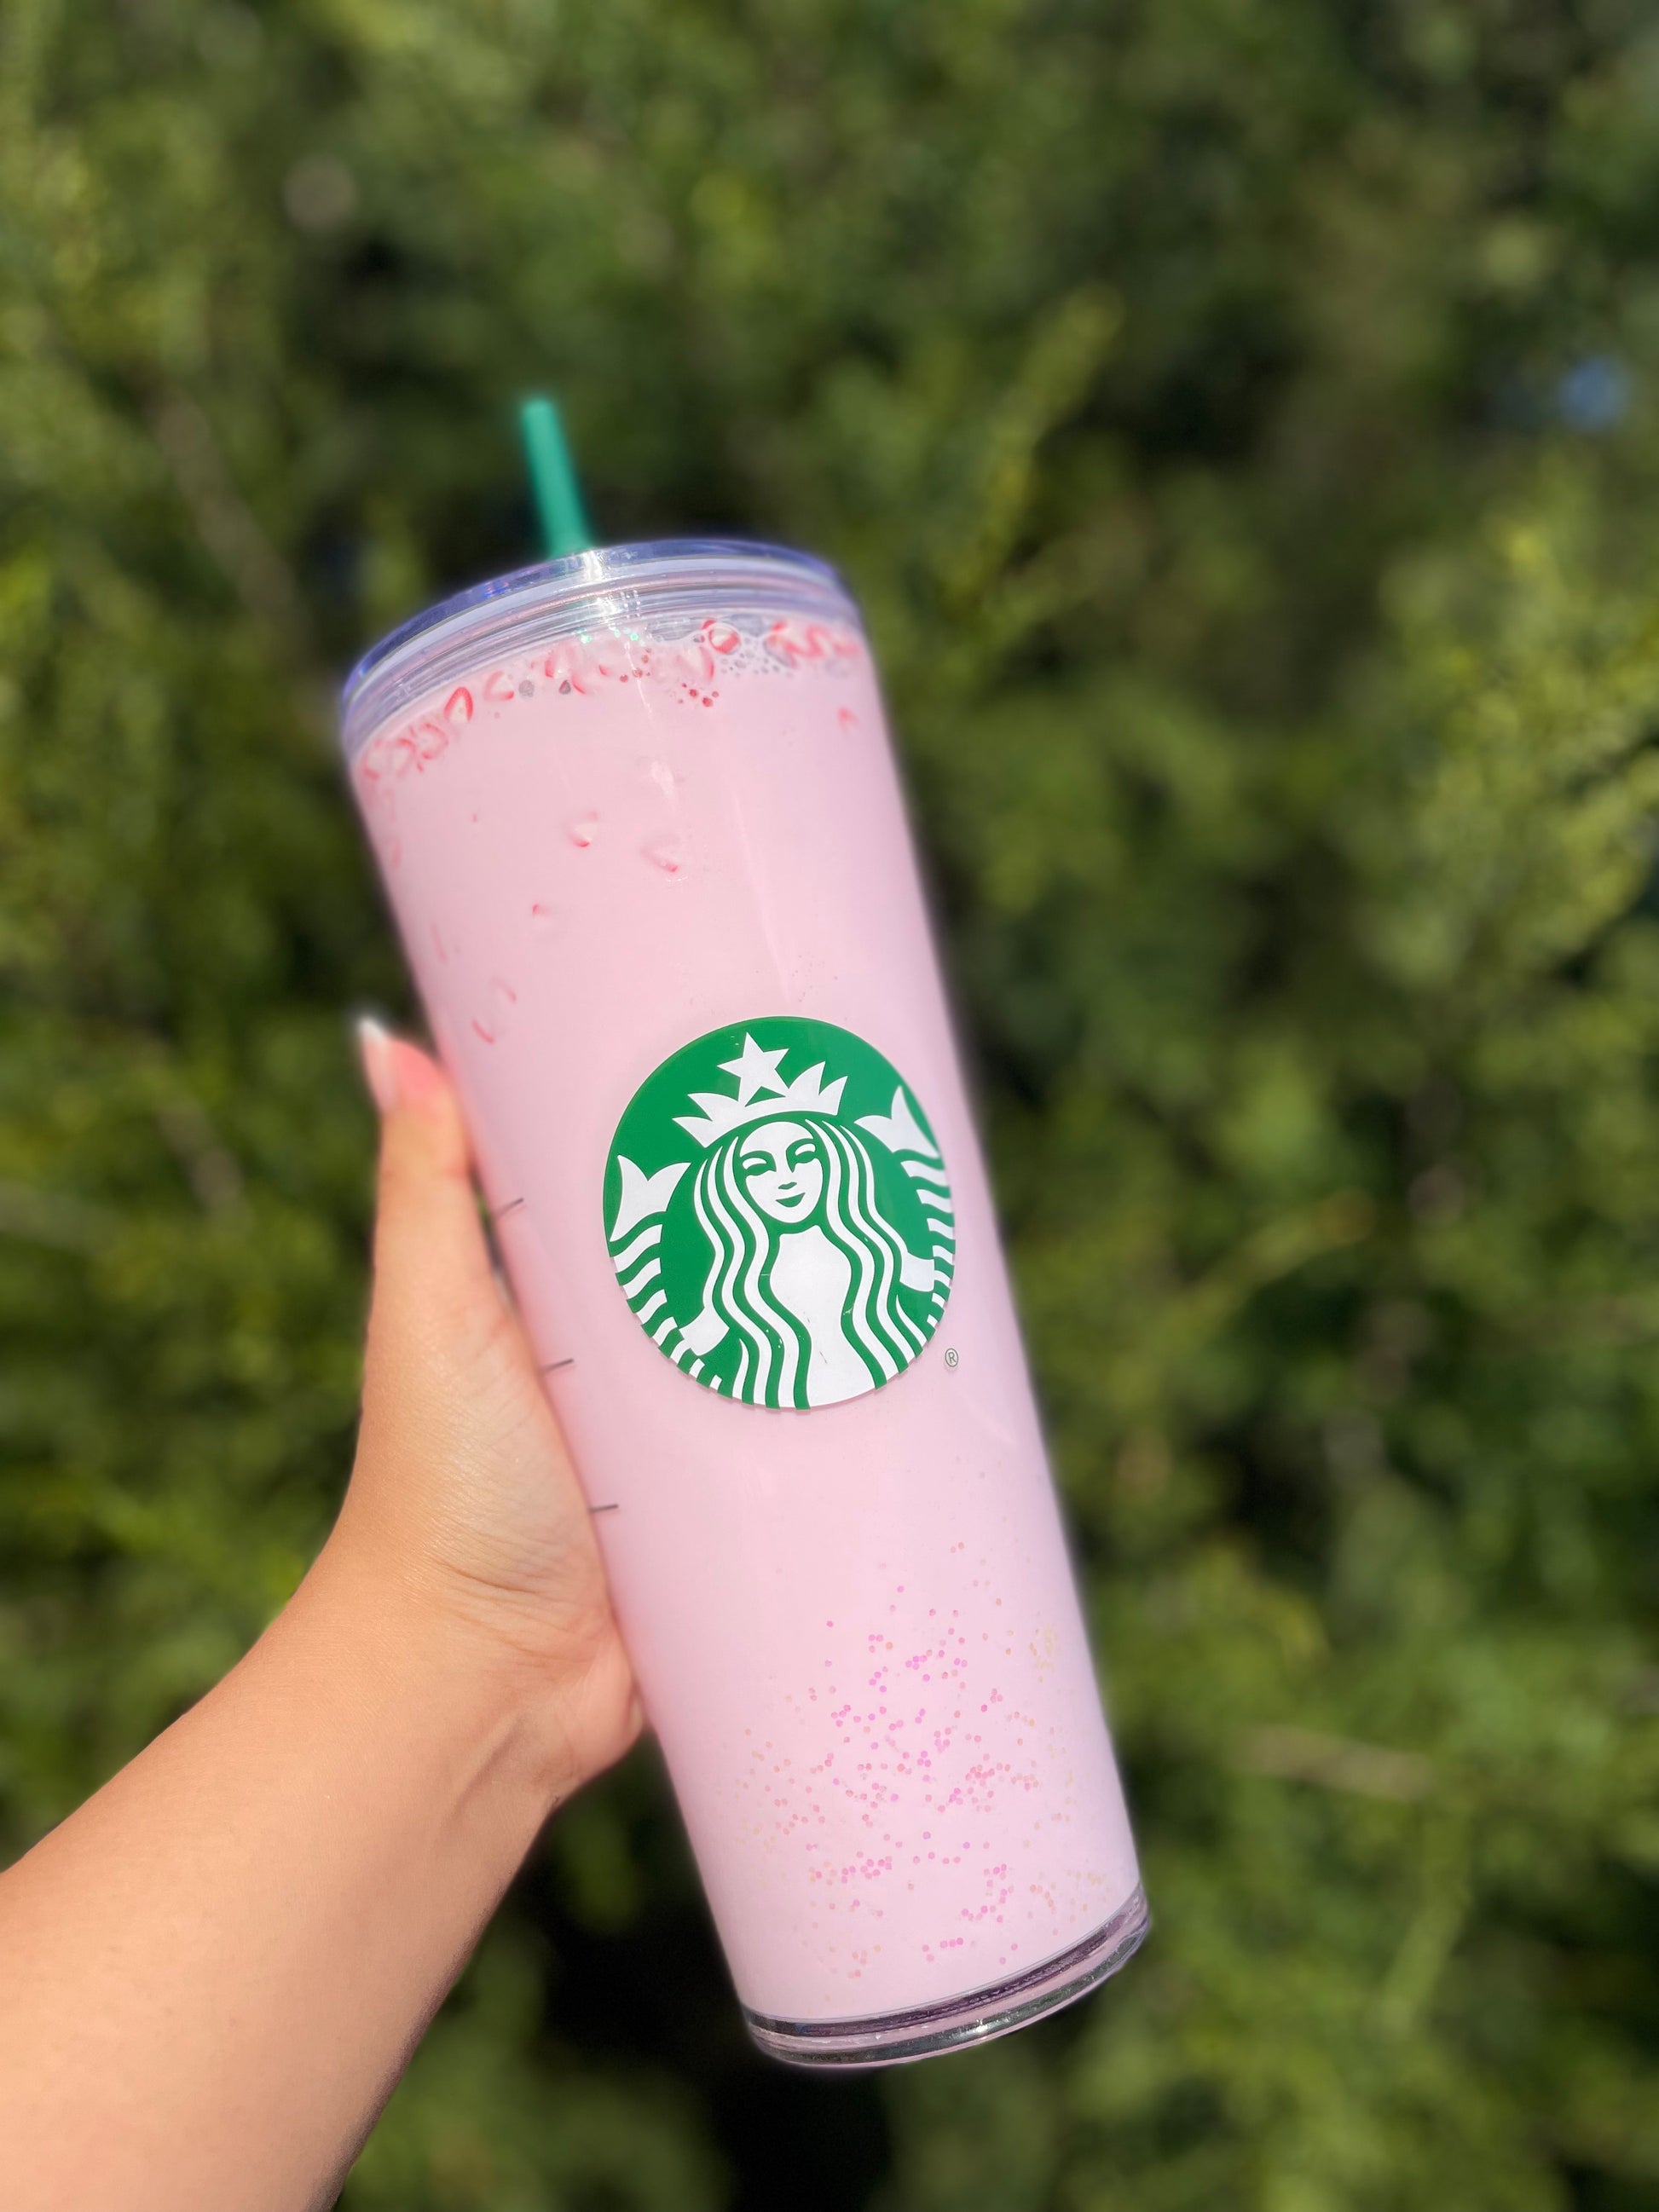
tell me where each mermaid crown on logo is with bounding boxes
[674,1033,847,1146]
[673,1031,939,1159]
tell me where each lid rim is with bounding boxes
[340,536,853,715]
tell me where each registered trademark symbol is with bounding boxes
[944,1347,959,1369]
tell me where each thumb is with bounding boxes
[356,1018,512,1395]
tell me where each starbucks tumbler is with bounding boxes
[341,540,1145,2065]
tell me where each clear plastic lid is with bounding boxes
[340,538,859,759]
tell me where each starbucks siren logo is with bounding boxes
[604,1017,955,1408]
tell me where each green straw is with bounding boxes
[518,394,595,560]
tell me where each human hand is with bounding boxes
[324,1020,640,1806]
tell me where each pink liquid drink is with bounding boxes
[342,541,1145,2065]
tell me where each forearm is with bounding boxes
[0,1539,568,2212]
[0,1030,638,2209]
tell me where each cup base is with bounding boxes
[742,1880,1149,2071]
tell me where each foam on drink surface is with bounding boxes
[354,610,864,798]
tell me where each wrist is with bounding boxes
[282,1535,589,1828]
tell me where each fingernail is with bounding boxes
[356,1015,400,1115]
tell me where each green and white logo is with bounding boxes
[604,1016,955,1409]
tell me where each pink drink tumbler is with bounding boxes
[342,541,1145,2065]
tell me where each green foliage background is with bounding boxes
[5,0,1659,2203]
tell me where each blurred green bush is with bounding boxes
[4,1,1659,2203]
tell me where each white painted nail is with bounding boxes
[356,1015,400,1115]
